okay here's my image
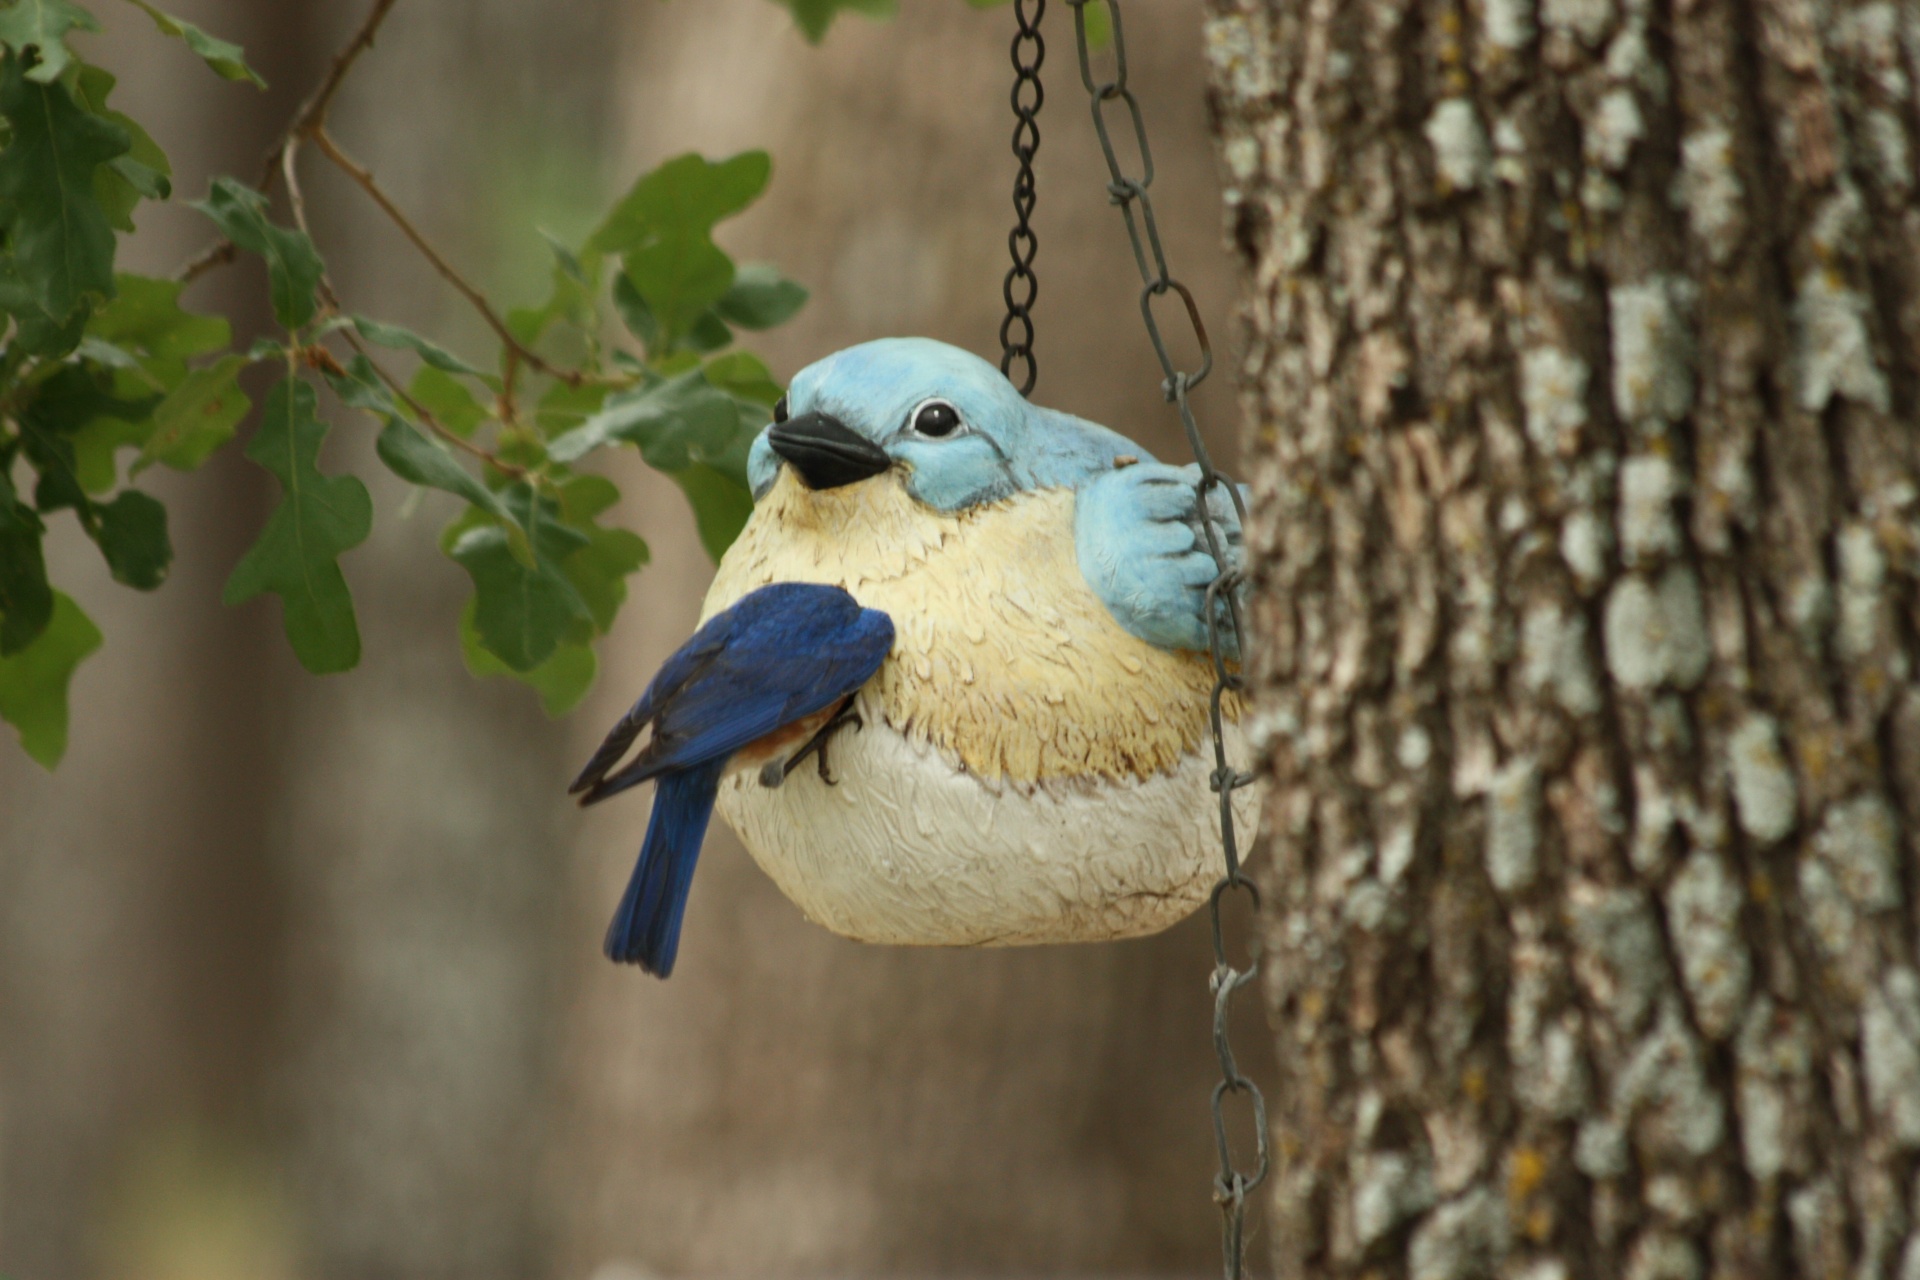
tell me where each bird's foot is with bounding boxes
[782,701,864,787]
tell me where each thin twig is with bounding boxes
[177,0,400,283]
[270,0,399,171]
[281,141,313,245]
[176,237,238,284]
[308,126,584,388]
[173,0,607,409]
[342,327,528,479]
[279,135,527,480]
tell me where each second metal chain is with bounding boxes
[1064,4,1267,1278]
[999,0,1044,397]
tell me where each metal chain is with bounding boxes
[1064,5,1267,1278]
[999,0,1044,397]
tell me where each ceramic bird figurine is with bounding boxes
[572,337,1256,976]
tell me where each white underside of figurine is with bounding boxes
[717,691,1258,945]
[703,470,1260,946]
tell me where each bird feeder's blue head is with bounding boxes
[746,337,1142,512]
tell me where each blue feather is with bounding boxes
[573,583,894,976]
[603,759,726,975]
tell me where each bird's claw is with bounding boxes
[781,701,864,787]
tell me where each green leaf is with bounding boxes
[703,350,783,406]
[0,0,99,83]
[587,151,770,256]
[532,377,607,440]
[0,471,52,654]
[772,0,894,42]
[672,462,754,562]
[4,286,90,355]
[621,240,732,344]
[22,423,87,512]
[618,272,737,355]
[68,413,146,491]
[449,473,638,701]
[547,367,739,466]
[553,474,646,641]
[68,323,181,492]
[106,153,167,200]
[17,363,159,512]
[714,262,807,330]
[75,333,142,372]
[680,308,734,354]
[408,365,487,438]
[374,416,517,526]
[554,471,618,518]
[541,228,589,286]
[610,269,659,350]
[447,486,589,671]
[352,315,485,378]
[0,590,99,767]
[72,66,172,230]
[90,487,168,587]
[192,178,323,331]
[88,272,229,380]
[0,52,127,319]
[561,528,647,631]
[507,236,598,349]
[320,352,401,419]
[20,357,158,446]
[135,353,248,471]
[223,377,372,673]
[457,600,597,717]
[123,0,265,85]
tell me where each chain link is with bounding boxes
[1064,5,1266,1278]
[999,0,1044,397]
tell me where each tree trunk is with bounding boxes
[1207,0,1920,1276]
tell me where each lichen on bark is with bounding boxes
[1206,0,1920,1274]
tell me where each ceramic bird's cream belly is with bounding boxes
[701,470,1257,946]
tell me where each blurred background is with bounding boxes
[0,2,1262,1277]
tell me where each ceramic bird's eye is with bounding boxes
[911,400,962,438]
[773,395,789,424]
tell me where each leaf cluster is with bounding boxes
[0,0,807,765]
[1,0,253,765]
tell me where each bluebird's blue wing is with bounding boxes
[1073,461,1247,659]
[570,582,895,804]
[570,582,894,975]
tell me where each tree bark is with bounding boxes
[1207,0,1920,1276]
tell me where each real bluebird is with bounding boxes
[571,337,1256,976]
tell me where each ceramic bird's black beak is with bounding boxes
[767,412,891,490]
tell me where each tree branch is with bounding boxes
[279,136,527,481]
[342,328,528,480]
[177,0,400,284]
[307,126,584,388]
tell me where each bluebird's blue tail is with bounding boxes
[574,582,895,977]
[605,759,727,975]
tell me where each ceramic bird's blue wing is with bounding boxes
[1074,461,1246,660]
